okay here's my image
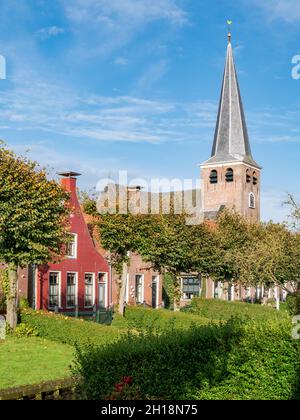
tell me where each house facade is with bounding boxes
[24,172,111,312]
[17,172,163,312]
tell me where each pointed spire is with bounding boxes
[203,36,261,169]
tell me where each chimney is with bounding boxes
[58,171,81,193]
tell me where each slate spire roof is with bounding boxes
[203,36,261,169]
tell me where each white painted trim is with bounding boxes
[66,272,78,309]
[48,271,62,309]
[135,274,144,304]
[200,161,262,171]
[152,275,160,309]
[126,273,129,304]
[98,272,108,309]
[67,233,78,259]
[84,272,96,308]
[34,267,38,310]
[249,192,256,209]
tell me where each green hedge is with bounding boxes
[73,318,300,400]
[20,309,123,347]
[112,307,209,330]
[181,298,289,322]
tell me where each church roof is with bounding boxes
[203,37,261,169]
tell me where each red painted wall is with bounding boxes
[36,176,110,311]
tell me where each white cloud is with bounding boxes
[0,78,216,145]
[64,0,188,26]
[62,0,188,57]
[36,26,65,40]
[114,57,129,66]
[252,0,300,22]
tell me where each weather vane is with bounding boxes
[227,20,233,43]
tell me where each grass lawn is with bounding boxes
[0,336,74,390]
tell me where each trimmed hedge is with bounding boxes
[181,298,289,322]
[73,318,300,400]
[113,307,209,330]
[20,309,123,347]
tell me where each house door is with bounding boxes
[152,278,157,309]
[98,282,106,309]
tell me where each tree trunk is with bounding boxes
[201,275,207,299]
[173,275,181,312]
[6,264,18,330]
[118,262,128,317]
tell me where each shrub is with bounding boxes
[286,294,298,316]
[14,323,39,338]
[181,298,289,322]
[73,317,300,400]
[19,298,30,310]
[20,309,123,347]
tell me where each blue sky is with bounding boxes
[0,0,300,222]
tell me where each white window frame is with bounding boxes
[48,271,61,309]
[98,272,108,308]
[67,233,78,259]
[84,272,95,308]
[126,273,130,304]
[66,272,78,309]
[152,275,160,309]
[135,274,144,304]
[249,193,256,209]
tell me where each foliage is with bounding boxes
[181,298,289,322]
[112,306,209,331]
[0,143,71,328]
[286,294,298,316]
[20,309,124,347]
[0,268,9,298]
[73,317,300,400]
[14,323,39,338]
[19,298,30,310]
[162,273,175,309]
[0,143,70,267]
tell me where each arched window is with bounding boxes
[246,169,251,183]
[249,192,256,209]
[225,168,234,183]
[209,170,218,184]
[253,172,258,186]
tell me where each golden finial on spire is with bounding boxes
[227,20,233,43]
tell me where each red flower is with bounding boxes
[122,376,133,385]
[115,383,124,392]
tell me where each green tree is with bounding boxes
[0,144,70,328]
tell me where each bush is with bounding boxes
[14,323,39,338]
[181,298,289,322]
[286,294,298,316]
[20,309,123,347]
[73,317,300,400]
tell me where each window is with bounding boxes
[66,234,77,258]
[209,170,218,184]
[84,274,94,307]
[49,272,60,309]
[225,168,234,183]
[253,172,258,186]
[67,273,77,307]
[246,169,251,183]
[182,277,201,300]
[135,275,143,304]
[249,193,256,209]
[214,280,222,299]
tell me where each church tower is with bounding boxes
[200,32,261,223]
